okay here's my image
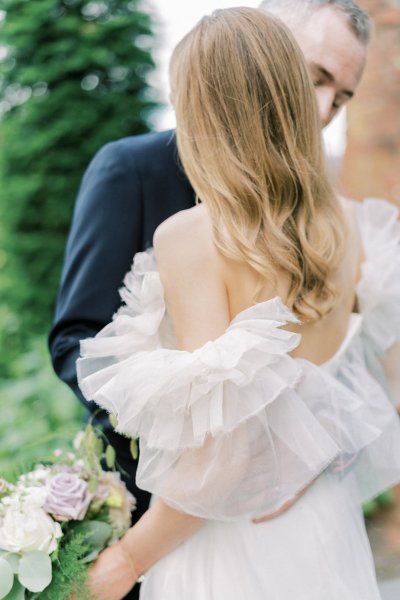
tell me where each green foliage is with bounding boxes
[363,490,394,518]
[3,579,25,600]
[0,335,84,480]
[0,0,158,376]
[29,533,91,600]
[69,520,112,564]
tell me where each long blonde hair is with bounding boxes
[170,7,346,321]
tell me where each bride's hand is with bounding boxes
[85,540,138,600]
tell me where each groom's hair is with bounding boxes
[258,0,371,44]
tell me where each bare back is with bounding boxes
[154,200,364,364]
[224,199,364,364]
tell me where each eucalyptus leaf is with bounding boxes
[80,549,100,564]
[0,557,14,599]
[72,521,112,552]
[3,554,20,575]
[3,579,25,600]
[130,438,139,460]
[18,551,52,593]
[105,444,116,469]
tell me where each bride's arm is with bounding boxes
[120,498,204,577]
[86,214,230,599]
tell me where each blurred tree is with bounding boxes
[0,0,158,376]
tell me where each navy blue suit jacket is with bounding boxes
[49,130,196,524]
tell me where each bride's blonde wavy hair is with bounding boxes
[169,7,346,321]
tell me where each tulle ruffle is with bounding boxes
[77,199,400,520]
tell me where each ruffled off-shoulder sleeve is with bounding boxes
[77,250,399,520]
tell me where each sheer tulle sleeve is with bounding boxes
[355,198,400,355]
[355,198,400,408]
[77,249,400,520]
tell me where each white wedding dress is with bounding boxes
[78,198,400,600]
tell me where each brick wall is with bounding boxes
[340,0,400,208]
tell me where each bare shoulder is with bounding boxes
[153,204,219,272]
[153,204,230,350]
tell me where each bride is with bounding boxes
[77,8,400,600]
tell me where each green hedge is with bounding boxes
[0,0,158,377]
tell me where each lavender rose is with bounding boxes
[44,473,92,521]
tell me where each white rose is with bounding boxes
[0,505,62,554]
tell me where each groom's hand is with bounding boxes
[86,540,138,600]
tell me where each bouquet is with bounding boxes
[0,425,136,599]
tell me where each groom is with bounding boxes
[49,1,370,597]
